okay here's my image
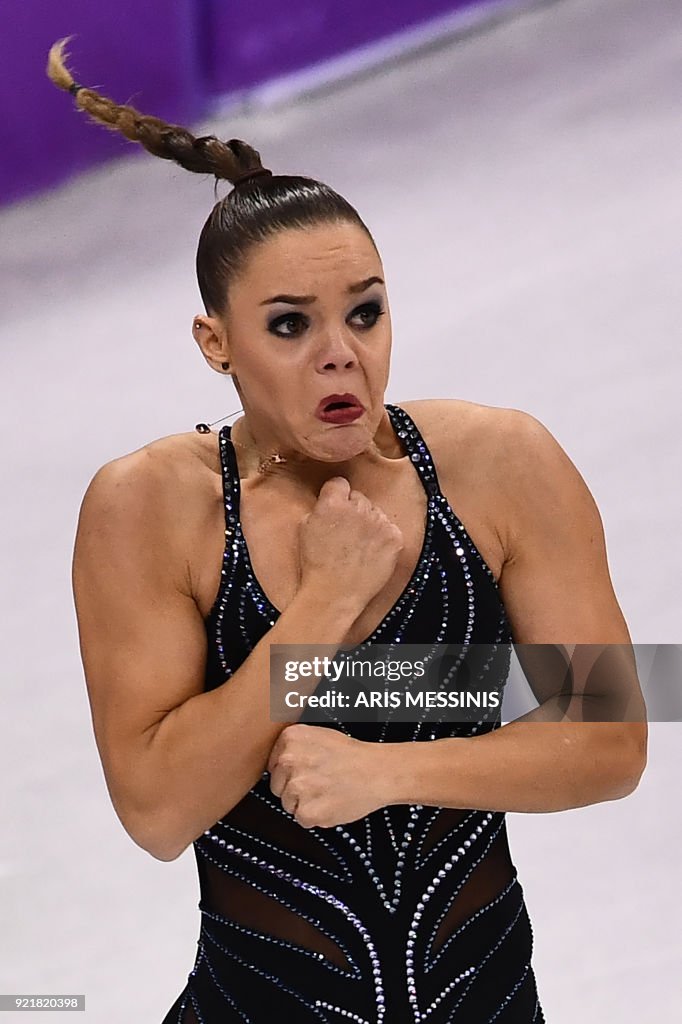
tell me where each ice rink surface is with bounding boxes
[1,0,680,1019]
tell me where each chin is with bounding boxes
[307,428,368,462]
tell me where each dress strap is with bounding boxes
[385,403,443,500]
[216,424,241,535]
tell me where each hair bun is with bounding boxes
[232,167,274,187]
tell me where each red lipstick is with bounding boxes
[315,393,365,424]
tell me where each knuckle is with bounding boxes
[326,476,348,491]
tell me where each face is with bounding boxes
[196,221,392,464]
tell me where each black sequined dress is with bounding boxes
[162,403,546,1023]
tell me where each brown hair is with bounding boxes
[46,36,378,318]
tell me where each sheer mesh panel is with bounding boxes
[223,792,341,870]
[419,808,471,858]
[431,827,515,953]
[179,1002,199,1023]
[202,859,350,969]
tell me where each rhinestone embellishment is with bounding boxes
[184,403,541,1023]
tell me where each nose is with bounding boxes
[315,331,359,372]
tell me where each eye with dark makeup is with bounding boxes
[267,301,386,339]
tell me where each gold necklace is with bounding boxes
[195,408,383,475]
[195,409,287,475]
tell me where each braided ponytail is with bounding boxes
[46,36,270,188]
[46,36,376,319]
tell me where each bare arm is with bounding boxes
[374,409,648,813]
[72,449,360,862]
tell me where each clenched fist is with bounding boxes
[266,723,388,828]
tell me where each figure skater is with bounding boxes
[50,36,647,1023]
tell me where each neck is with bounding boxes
[230,407,403,491]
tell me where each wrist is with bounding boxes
[366,741,413,808]
[296,580,364,628]
[371,740,458,808]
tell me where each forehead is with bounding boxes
[242,222,380,285]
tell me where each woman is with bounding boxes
[51,37,647,1024]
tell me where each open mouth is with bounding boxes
[316,396,365,422]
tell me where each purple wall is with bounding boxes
[204,0,484,94]
[0,0,202,206]
[1,0,494,208]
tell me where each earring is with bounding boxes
[221,361,230,370]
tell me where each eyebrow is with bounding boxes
[259,276,385,306]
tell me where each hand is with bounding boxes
[266,723,385,828]
[298,477,404,615]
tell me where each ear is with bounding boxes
[192,314,232,374]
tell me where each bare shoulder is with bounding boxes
[81,431,194,511]
[396,399,569,560]
[86,428,216,499]
[76,429,216,593]
[396,397,523,473]
[396,402,622,645]
[399,396,590,493]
